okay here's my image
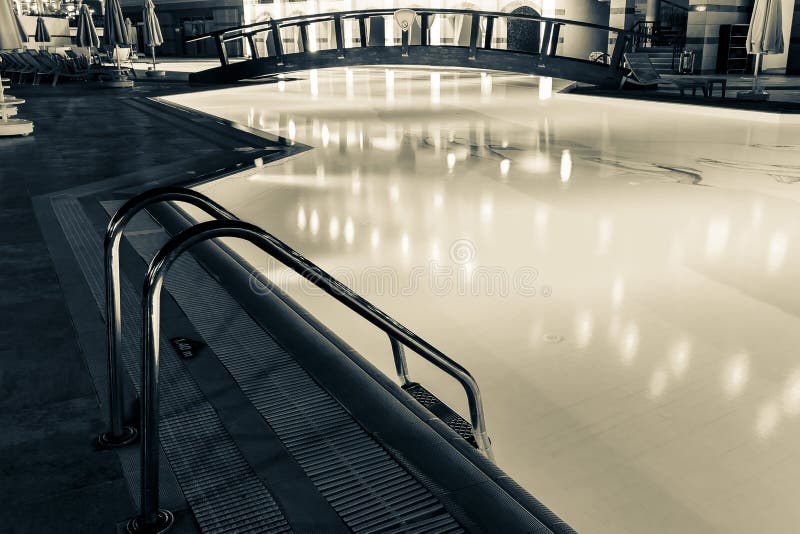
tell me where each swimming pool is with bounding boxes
[164,67,800,533]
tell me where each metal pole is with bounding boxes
[97,187,236,449]
[134,219,494,460]
[390,337,411,385]
[752,52,762,92]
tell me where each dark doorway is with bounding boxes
[507,6,540,53]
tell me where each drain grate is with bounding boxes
[122,234,466,533]
[53,197,290,534]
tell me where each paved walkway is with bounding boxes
[0,81,251,533]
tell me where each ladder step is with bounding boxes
[401,382,478,448]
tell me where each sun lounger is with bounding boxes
[623,52,726,97]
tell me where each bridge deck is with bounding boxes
[189,45,624,88]
[187,8,631,88]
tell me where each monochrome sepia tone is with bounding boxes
[1,0,799,533]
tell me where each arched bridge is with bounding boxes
[187,8,632,88]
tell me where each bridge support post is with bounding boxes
[246,33,259,59]
[270,22,284,65]
[468,14,480,60]
[357,17,367,47]
[213,35,229,66]
[483,16,494,50]
[420,14,429,46]
[334,15,345,59]
[549,23,560,57]
[298,23,309,53]
[539,21,553,65]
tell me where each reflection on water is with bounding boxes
[165,67,800,534]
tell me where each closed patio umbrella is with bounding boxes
[102,0,130,48]
[745,0,784,96]
[76,3,100,49]
[0,0,24,50]
[34,16,51,44]
[13,2,26,44]
[125,17,137,51]
[142,0,162,72]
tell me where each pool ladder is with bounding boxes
[97,187,492,533]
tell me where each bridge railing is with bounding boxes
[186,8,631,78]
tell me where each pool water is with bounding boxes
[164,67,800,533]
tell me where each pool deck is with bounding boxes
[0,81,286,533]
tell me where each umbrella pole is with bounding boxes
[151,45,156,69]
[752,52,762,92]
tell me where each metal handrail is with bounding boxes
[186,7,630,44]
[97,187,237,448]
[131,219,493,530]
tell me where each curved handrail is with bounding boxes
[187,7,629,44]
[98,187,237,448]
[132,219,493,529]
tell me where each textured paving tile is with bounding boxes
[0,81,249,532]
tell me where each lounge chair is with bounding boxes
[622,52,726,97]
[1,52,35,83]
[17,50,58,85]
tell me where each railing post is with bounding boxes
[420,13,429,46]
[126,261,174,534]
[390,337,411,385]
[549,23,561,57]
[213,34,229,66]
[609,32,629,73]
[358,16,367,47]
[246,33,259,59]
[298,23,309,53]
[97,232,137,449]
[271,22,284,65]
[97,188,236,453]
[483,16,494,50]
[468,14,480,60]
[401,26,410,56]
[334,15,345,58]
[539,21,553,60]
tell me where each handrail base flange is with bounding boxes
[97,426,138,448]
[125,510,174,534]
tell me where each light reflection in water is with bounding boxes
[430,72,440,105]
[309,210,320,236]
[767,231,788,274]
[297,206,306,231]
[782,368,800,415]
[310,69,319,97]
[723,352,750,398]
[370,228,380,249]
[329,216,340,241]
[756,401,780,439]
[344,217,355,245]
[649,366,668,398]
[500,158,511,178]
[575,310,593,349]
[611,275,624,310]
[539,76,552,100]
[596,217,613,256]
[620,321,639,364]
[670,338,691,378]
[345,67,354,99]
[560,149,572,182]
[706,218,730,259]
